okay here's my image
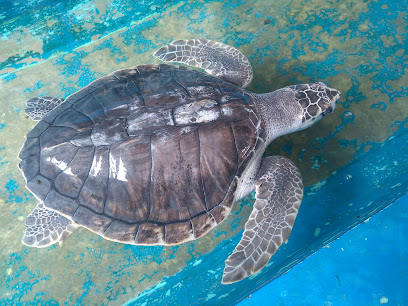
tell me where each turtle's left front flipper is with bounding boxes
[222,156,303,284]
[25,96,64,121]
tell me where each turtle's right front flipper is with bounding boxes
[222,156,304,284]
[25,96,64,121]
[22,203,78,248]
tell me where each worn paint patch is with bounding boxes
[0,0,184,76]
[0,0,407,304]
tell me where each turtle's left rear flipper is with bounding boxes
[22,203,78,248]
[154,39,253,88]
[222,156,304,284]
[25,96,64,121]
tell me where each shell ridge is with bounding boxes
[102,144,112,214]
[66,111,97,148]
[130,79,145,107]
[91,92,109,120]
[102,219,114,234]
[163,223,167,242]
[228,122,240,167]
[28,174,52,202]
[196,126,208,211]
[112,73,121,81]
[133,225,140,243]
[179,126,208,215]
[72,99,98,129]
[170,70,191,97]
[39,131,78,181]
[147,134,153,221]
[229,121,244,168]
[78,147,97,196]
[174,133,189,220]
[189,220,195,237]
[169,109,177,127]
[44,201,222,227]
[53,146,95,199]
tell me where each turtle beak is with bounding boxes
[326,88,341,115]
[331,89,341,110]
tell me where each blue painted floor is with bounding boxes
[240,194,408,305]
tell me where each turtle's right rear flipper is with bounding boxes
[22,203,78,248]
[25,96,64,121]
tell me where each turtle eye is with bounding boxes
[325,88,340,101]
[331,90,340,98]
[322,106,333,116]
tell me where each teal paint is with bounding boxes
[371,102,387,111]
[0,0,407,304]
[240,194,408,305]
[3,179,31,204]
[2,73,17,83]
[0,0,184,76]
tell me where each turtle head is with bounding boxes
[254,82,340,143]
[291,82,340,130]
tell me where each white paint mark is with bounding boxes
[310,180,327,192]
[205,293,216,301]
[46,156,68,171]
[180,126,194,134]
[64,167,74,176]
[199,109,220,122]
[380,297,388,304]
[109,155,127,182]
[125,281,167,304]
[90,155,103,177]
[217,293,230,300]
[241,145,250,156]
[117,158,127,182]
[109,155,117,179]
[391,183,401,189]
[248,269,262,280]
[265,261,274,268]
[221,106,233,116]
[174,99,220,125]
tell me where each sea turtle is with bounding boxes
[18,39,340,284]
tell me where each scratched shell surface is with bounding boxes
[18,64,263,245]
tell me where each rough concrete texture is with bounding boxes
[0,0,407,304]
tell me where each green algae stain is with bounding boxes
[0,0,407,304]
